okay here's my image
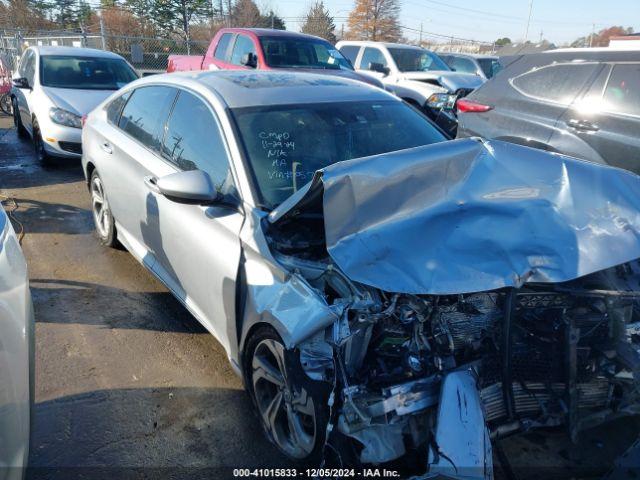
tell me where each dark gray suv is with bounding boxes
[457,49,640,174]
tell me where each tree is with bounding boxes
[571,26,634,48]
[258,9,285,30]
[301,1,335,42]
[0,0,53,30]
[495,37,511,46]
[229,0,260,27]
[152,0,213,42]
[347,0,401,42]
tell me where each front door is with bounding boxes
[148,89,244,349]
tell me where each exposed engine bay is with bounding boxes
[272,249,640,476]
[257,139,640,477]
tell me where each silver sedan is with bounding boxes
[0,205,34,478]
[82,70,640,476]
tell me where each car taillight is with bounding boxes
[457,99,493,113]
[81,115,87,127]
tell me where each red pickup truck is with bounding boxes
[167,28,383,88]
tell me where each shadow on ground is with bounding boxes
[27,387,286,480]
[31,279,207,334]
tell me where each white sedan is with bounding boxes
[11,46,137,164]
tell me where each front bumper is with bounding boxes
[39,119,83,159]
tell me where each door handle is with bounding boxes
[100,142,113,154]
[568,118,599,132]
[143,176,161,194]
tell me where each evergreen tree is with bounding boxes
[301,1,335,42]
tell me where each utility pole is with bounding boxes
[589,23,595,47]
[419,22,423,45]
[98,11,106,50]
[271,12,274,29]
[523,0,533,42]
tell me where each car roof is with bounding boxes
[222,28,328,42]
[442,53,498,59]
[338,40,424,51]
[134,70,396,109]
[31,46,124,59]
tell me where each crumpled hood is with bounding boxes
[270,138,640,295]
[400,71,484,91]
[43,87,116,116]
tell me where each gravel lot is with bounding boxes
[0,114,637,479]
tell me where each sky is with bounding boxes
[267,0,640,46]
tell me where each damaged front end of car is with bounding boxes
[256,138,640,478]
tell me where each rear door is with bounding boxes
[489,62,601,146]
[557,63,640,174]
[149,89,244,344]
[98,85,178,263]
[204,32,235,70]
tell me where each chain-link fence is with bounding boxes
[0,28,209,75]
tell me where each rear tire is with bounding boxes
[245,326,331,465]
[90,170,118,248]
[12,98,28,138]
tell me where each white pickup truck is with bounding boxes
[336,41,484,132]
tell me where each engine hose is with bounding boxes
[502,288,517,420]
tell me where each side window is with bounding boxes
[360,47,387,70]
[603,63,640,117]
[18,50,30,77]
[23,51,36,85]
[339,45,360,65]
[118,86,177,152]
[512,63,599,104]
[451,57,477,74]
[230,35,256,66]
[162,91,234,190]
[214,33,233,60]
[106,91,131,125]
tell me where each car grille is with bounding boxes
[59,141,82,155]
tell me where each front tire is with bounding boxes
[245,327,330,464]
[90,170,118,247]
[32,120,51,165]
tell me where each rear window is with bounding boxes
[512,63,598,104]
[339,45,360,66]
[603,63,640,117]
[477,58,502,78]
[214,33,233,60]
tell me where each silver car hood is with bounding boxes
[43,86,116,116]
[400,71,484,91]
[269,138,640,295]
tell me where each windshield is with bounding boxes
[40,55,138,90]
[232,101,446,207]
[388,48,450,72]
[477,58,503,79]
[260,37,354,70]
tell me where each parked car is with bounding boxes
[335,41,484,125]
[457,48,640,175]
[167,28,383,89]
[0,205,34,480]
[438,53,502,80]
[11,46,138,164]
[82,70,640,477]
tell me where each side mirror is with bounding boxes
[155,170,219,204]
[241,53,257,68]
[13,77,30,89]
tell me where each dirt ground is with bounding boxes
[0,114,637,479]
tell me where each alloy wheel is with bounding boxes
[91,175,111,239]
[251,338,317,459]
